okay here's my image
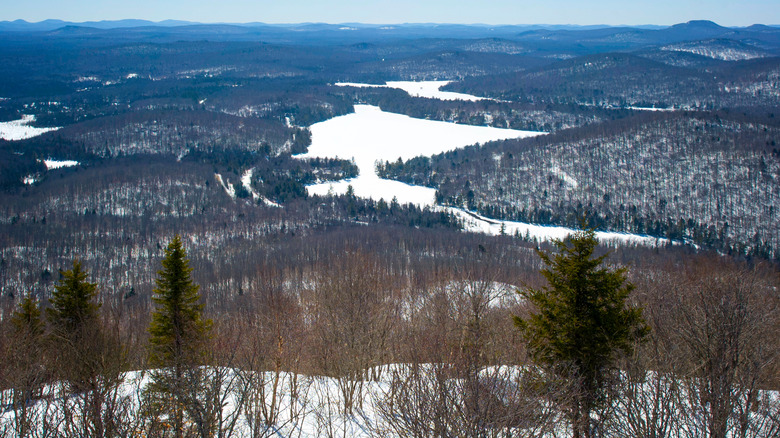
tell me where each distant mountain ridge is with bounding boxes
[1,19,779,51]
[0,18,777,32]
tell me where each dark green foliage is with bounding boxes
[47,260,100,338]
[514,229,648,438]
[147,235,212,438]
[11,296,44,337]
[148,234,211,368]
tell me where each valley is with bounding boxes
[0,18,779,438]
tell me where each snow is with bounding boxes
[447,208,671,247]
[19,160,79,184]
[240,168,281,207]
[335,80,488,101]
[42,159,79,170]
[661,45,765,61]
[628,106,675,112]
[0,115,60,141]
[297,104,541,206]
[3,366,775,438]
[215,173,236,199]
[297,103,665,246]
[240,168,258,200]
[550,165,578,189]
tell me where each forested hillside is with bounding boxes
[380,111,780,257]
[1,20,779,438]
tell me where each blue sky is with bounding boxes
[2,0,778,26]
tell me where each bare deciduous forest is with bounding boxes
[0,19,779,437]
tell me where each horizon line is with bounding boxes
[2,18,779,29]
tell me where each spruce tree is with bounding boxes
[47,260,99,336]
[514,229,648,438]
[147,235,211,438]
[47,260,102,392]
[11,295,44,337]
[46,261,125,437]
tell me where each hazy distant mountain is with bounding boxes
[0,18,197,31]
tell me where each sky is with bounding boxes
[1,0,778,26]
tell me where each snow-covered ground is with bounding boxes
[240,168,281,207]
[447,208,670,246]
[335,80,487,101]
[240,168,259,200]
[2,366,776,438]
[297,104,540,206]
[215,173,236,198]
[22,159,81,184]
[627,106,676,112]
[0,115,60,140]
[42,159,79,170]
[296,104,666,246]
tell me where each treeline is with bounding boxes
[448,51,780,110]
[337,85,629,132]
[0,155,462,307]
[378,110,780,259]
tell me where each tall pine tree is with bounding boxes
[47,260,101,392]
[147,235,211,438]
[514,229,648,438]
[46,260,124,438]
[48,260,99,337]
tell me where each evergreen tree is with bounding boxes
[47,260,99,336]
[11,295,44,337]
[47,260,102,392]
[147,235,211,438]
[44,260,124,438]
[514,229,648,438]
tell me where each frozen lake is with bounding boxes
[296,104,540,205]
[298,85,668,246]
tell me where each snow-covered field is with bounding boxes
[297,105,539,205]
[240,168,281,207]
[296,103,667,246]
[0,115,60,140]
[335,80,487,101]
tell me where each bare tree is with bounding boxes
[667,259,780,438]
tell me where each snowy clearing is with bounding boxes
[215,173,236,199]
[335,80,488,101]
[0,115,60,140]
[240,168,281,207]
[42,159,79,170]
[446,208,671,247]
[240,168,259,200]
[628,106,676,112]
[296,104,664,246]
[297,104,540,205]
